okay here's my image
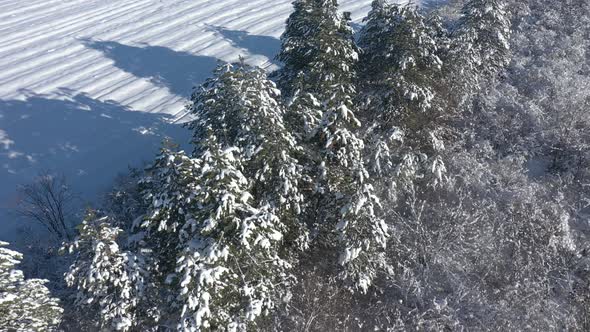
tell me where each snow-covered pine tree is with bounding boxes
[450,0,511,97]
[277,0,360,143]
[172,139,277,331]
[277,0,388,293]
[139,144,202,271]
[136,63,306,330]
[64,211,153,331]
[359,1,444,120]
[276,0,318,96]
[0,241,63,331]
[137,144,209,327]
[276,0,325,136]
[358,0,394,92]
[187,62,308,251]
[359,2,446,182]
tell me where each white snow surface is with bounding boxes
[0,0,422,238]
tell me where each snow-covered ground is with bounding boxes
[0,0,424,239]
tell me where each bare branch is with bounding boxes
[16,171,77,241]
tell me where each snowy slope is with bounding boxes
[0,0,422,239]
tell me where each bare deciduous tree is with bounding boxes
[16,172,76,241]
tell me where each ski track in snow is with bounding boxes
[0,0,415,239]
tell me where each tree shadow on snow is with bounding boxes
[0,89,190,238]
[206,25,281,65]
[82,39,220,98]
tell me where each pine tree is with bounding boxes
[276,0,319,96]
[278,0,388,293]
[450,0,511,93]
[136,145,207,327]
[359,2,446,180]
[64,211,153,331]
[0,241,63,331]
[187,63,308,250]
[359,2,443,122]
[172,140,279,331]
[278,0,362,193]
[358,0,393,90]
[139,144,202,272]
[132,63,307,330]
[277,0,361,144]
